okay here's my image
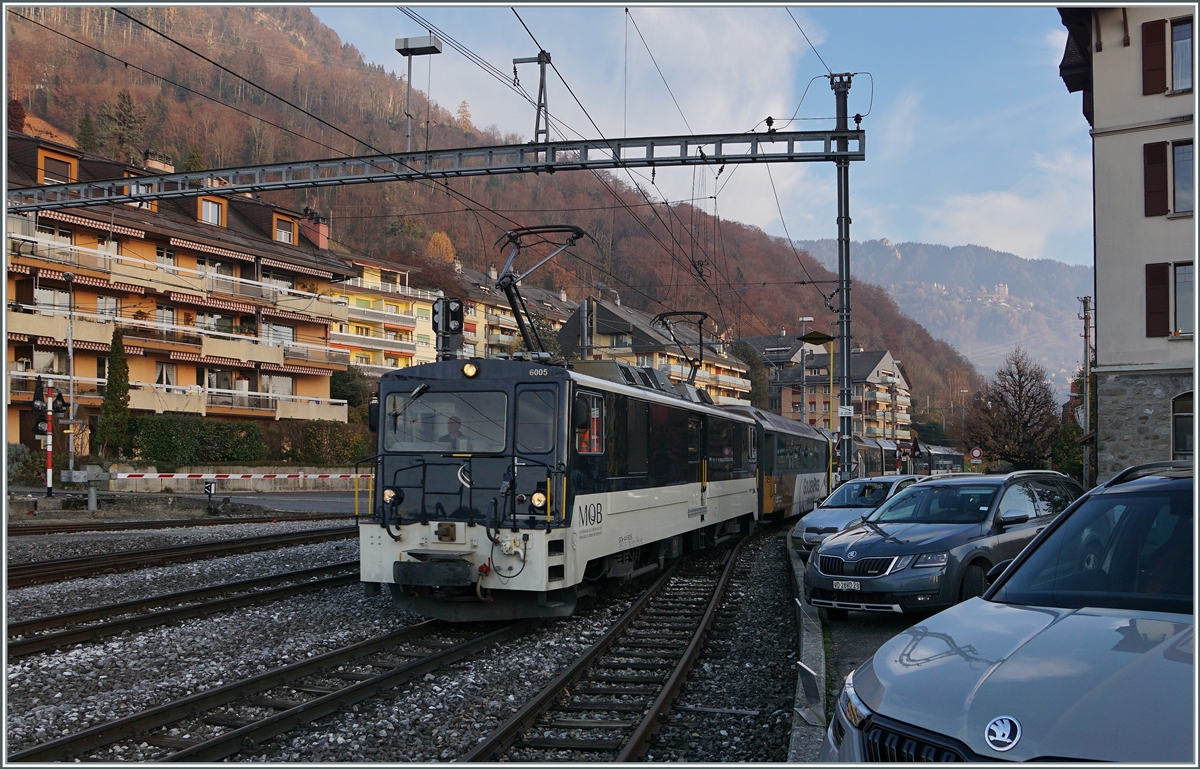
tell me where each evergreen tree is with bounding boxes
[182,145,205,171]
[330,365,374,407]
[76,111,98,152]
[95,328,130,458]
[8,99,26,133]
[96,89,146,164]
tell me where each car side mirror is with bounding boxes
[368,399,380,433]
[998,509,1029,527]
[985,559,1013,587]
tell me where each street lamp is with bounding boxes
[396,35,443,153]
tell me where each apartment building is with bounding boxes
[328,259,442,373]
[1058,7,1194,479]
[456,264,578,359]
[780,348,911,442]
[736,332,828,411]
[558,298,751,404]
[6,133,355,451]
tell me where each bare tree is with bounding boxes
[964,347,1060,470]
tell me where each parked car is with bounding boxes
[791,476,921,559]
[820,461,1192,762]
[804,470,1083,618]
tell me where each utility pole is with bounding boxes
[64,271,76,474]
[832,73,855,483]
[1079,295,1093,488]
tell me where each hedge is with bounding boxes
[261,420,372,465]
[129,415,266,465]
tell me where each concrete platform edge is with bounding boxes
[788,546,828,761]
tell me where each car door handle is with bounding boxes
[1036,526,1046,533]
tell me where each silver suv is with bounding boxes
[821,462,1193,762]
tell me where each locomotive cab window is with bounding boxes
[517,390,557,454]
[384,390,507,453]
[574,391,604,454]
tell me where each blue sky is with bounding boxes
[313,5,1093,266]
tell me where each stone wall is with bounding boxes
[1096,370,1192,481]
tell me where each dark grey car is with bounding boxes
[804,471,1083,617]
[820,462,1193,762]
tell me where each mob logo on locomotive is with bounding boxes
[577,501,604,526]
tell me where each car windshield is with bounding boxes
[822,480,892,508]
[867,484,999,524]
[383,391,507,453]
[992,488,1193,614]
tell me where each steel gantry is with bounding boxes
[5,129,863,213]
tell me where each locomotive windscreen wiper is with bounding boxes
[388,383,429,431]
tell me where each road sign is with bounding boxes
[970,447,983,460]
[970,459,983,465]
[832,431,842,444]
[59,419,84,426]
[203,481,216,496]
[837,405,854,418]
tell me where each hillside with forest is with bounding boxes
[6,6,983,412]
[797,239,1092,397]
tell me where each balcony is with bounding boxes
[714,373,751,390]
[283,344,350,365]
[338,277,442,301]
[331,330,417,354]
[485,311,519,330]
[7,232,350,322]
[202,336,284,366]
[7,371,347,422]
[347,304,417,327]
[486,331,517,346]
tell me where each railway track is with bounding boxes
[7,619,539,763]
[463,533,752,762]
[6,513,354,537]
[7,562,360,658]
[6,527,357,588]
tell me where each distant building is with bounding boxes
[6,132,355,452]
[456,264,578,359]
[328,259,442,373]
[775,347,911,441]
[559,299,751,404]
[736,332,827,411]
[1058,7,1194,479]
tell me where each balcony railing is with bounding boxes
[485,311,519,328]
[330,330,417,354]
[7,232,346,312]
[486,331,517,345]
[346,304,417,326]
[8,370,347,412]
[11,304,349,366]
[338,277,442,300]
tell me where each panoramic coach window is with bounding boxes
[626,399,649,474]
[516,390,556,454]
[384,391,507,453]
[575,392,604,454]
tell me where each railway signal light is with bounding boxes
[32,376,46,411]
[446,299,464,334]
[432,298,446,333]
[33,413,50,436]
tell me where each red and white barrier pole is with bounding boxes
[44,424,53,499]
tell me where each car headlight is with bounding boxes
[838,670,872,729]
[914,552,949,568]
[530,491,547,509]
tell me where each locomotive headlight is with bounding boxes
[383,487,404,507]
[462,363,479,378]
[530,491,547,509]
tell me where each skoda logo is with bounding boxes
[985,716,1021,752]
[846,550,858,560]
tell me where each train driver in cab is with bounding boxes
[439,417,469,451]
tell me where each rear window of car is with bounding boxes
[991,488,1193,615]
[867,484,1000,525]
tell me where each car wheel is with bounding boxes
[821,607,849,622]
[959,563,986,601]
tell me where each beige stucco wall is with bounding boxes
[1091,6,1195,373]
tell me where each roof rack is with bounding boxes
[1102,461,1194,487]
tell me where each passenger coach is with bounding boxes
[721,405,830,519]
[359,358,760,621]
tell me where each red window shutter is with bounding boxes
[464,322,477,333]
[1145,142,1169,216]
[1143,19,1167,94]
[1146,263,1171,337]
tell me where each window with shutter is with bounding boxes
[1145,142,1169,216]
[1146,263,1171,337]
[1143,19,1168,94]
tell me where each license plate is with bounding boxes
[832,580,861,591]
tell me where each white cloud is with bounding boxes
[920,149,1091,260]
[1044,28,1068,67]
